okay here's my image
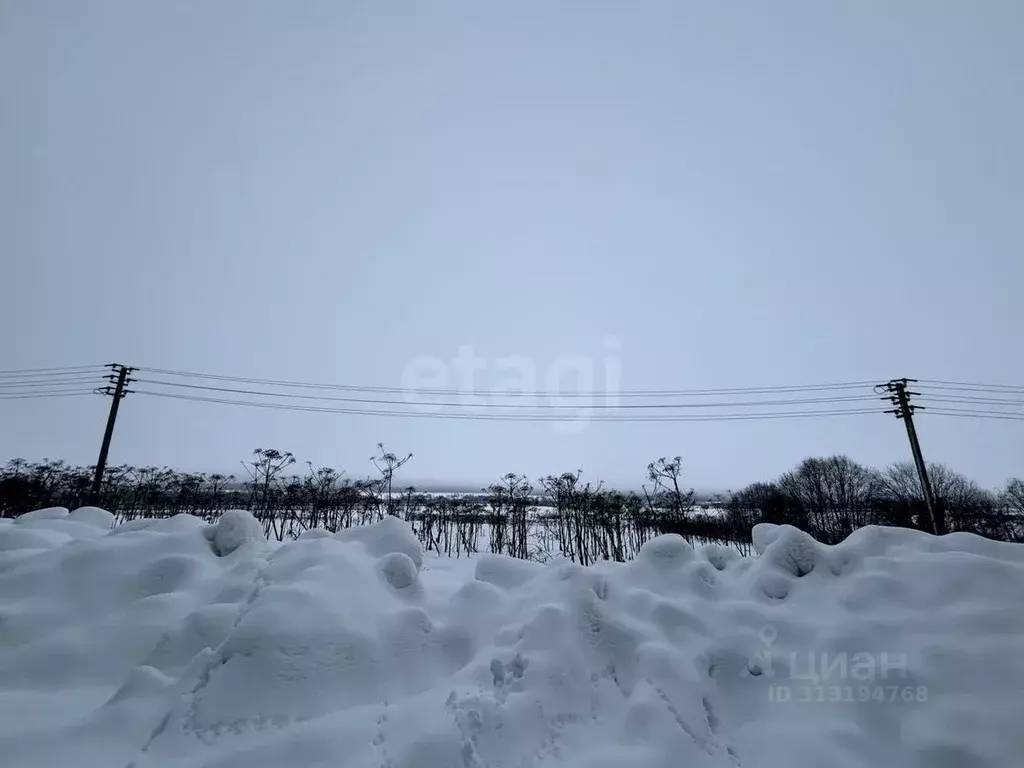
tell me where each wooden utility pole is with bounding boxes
[881,378,940,534]
[90,363,134,504]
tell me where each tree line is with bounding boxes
[1,447,1021,562]
[728,456,1024,544]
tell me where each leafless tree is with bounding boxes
[880,460,1000,534]
[1003,478,1024,515]
[777,456,881,542]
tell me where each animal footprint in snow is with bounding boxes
[491,653,528,688]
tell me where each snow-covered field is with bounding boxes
[1,508,1022,767]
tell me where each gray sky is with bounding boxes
[2,1,1022,492]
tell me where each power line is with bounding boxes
[925,412,1024,421]
[0,376,105,389]
[0,386,102,396]
[0,390,98,400]
[131,389,882,422]
[134,365,879,398]
[918,386,1024,397]
[917,379,1024,394]
[133,377,882,410]
[917,395,1024,407]
[920,407,1024,420]
[0,365,106,378]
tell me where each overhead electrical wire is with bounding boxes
[0,365,106,378]
[3,363,1023,424]
[0,390,97,400]
[134,365,880,398]
[917,380,1024,394]
[919,395,1024,407]
[0,377,106,389]
[922,410,1024,421]
[0,367,106,404]
[131,376,882,410]
[918,387,1024,399]
[918,406,1024,419]
[0,368,108,400]
[124,368,1024,424]
[131,389,883,422]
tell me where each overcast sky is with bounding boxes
[2,1,1022,491]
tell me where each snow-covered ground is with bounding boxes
[1,508,1022,767]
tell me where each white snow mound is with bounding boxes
[336,513,424,570]
[210,510,266,557]
[14,506,69,523]
[0,512,1022,768]
[67,506,115,529]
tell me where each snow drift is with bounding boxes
[0,509,1022,767]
